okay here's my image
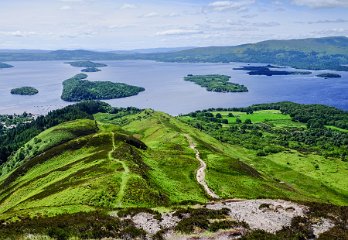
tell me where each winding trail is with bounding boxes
[184,134,219,199]
[109,132,130,207]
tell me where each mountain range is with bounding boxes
[1,36,348,70]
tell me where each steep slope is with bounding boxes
[0,120,168,220]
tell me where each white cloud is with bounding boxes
[166,12,180,17]
[142,12,160,18]
[312,28,348,35]
[60,0,84,2]
[252,21,280,27]
[307,19,348,24]
[292,0,348,8]
[0,31,37,37]
[60,5,72,10]
[156,29,203,36]
[208,0,255,11]
[120,4,136,10]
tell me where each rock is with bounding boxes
[206,199,307,233]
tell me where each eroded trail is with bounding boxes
[109,132,130,207]
[184,134,219,199]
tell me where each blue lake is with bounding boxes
[0,60,347,115]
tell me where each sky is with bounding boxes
[0,0,348,50]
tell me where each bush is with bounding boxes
[244,119,252,124]
[241,230,279,240]
[209,220,239,232]
[175,216,210,233]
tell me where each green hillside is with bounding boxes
[146,36,348,70]
[0,103,347,223]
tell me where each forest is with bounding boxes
[10,86,39,95]
[67,61,107,68]
[184,74,248,92]
[61,74,145,101]
[234,66,312,76]
[180,102,348,159]
[81,67,101,72]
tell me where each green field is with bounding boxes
[213,110,293,124]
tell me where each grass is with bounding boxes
[326,125,348,133]
[0,119,98,177]
[212,110,292,124]
[0,109,347,222]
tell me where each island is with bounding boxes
[61,74,145,102]
[66,61,107,68]
[316,73,341,79]
[234,66,312,76]
[10,87,39,95]
[0,62,14,69]
[81,67,101,72]
[184,74,248,92]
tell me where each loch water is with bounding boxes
[1,60,347,115]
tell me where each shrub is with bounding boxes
[175,216,210,233]
[209,220,239,232]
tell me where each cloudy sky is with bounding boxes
[0,0,347,50]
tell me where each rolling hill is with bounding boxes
[0,36,348,70]
[145,36,348,70]
[0,102,347,238]
[0,105,347,219]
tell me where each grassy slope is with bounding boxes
[179,110,348,205]
[0,110,346,220]
[102,110,348,205]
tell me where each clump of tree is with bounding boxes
[66,61,107,68]
[81,67,101,72]
[61,74,145,102]
[180,102,348,158]
[11,86,39,95]
[184,74,248,93]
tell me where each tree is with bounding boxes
[236,118,242,124]
[228,113,234,117]
[245,119,252,124]
[216,113,222,118]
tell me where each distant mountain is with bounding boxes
[145,36,348,70]
[0,49,51,54]
[110,47,195,54]
[0,36,348,70]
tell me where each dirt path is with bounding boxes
[184,134,219,199]
[109,132,130,207]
